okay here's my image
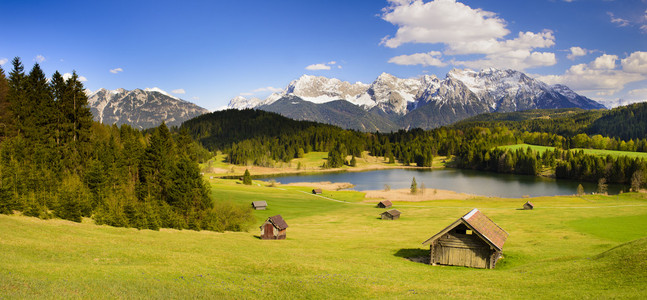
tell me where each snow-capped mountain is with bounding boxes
[227,68,605,131]
[88,88,209,129]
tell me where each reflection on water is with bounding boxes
[262,168,627,198]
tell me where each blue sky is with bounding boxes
[1,0,646,110]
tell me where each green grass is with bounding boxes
[499,143,647,159]
[2,179,647,298]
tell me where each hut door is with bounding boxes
[262,223,274,239]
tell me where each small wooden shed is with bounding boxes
[251,201,267,210]
[312,188,322,194]
[522,201,534,210]
[422,208,508,269]
[380,209,401,220]
[377,200,393,208]
[260,215,288,240]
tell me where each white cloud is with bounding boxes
[381,0,509,48]
[591,54,617,70]
[305,63,332,71]
[621,51,647,74]
[62,72,88,82]
[608,12,630,27]
[628,88,647,100]
[240,86,283,97]
[34,55,46,63]
[642,24,647,33]
[252,86,282,93]
[110,68,123,74]
[381,0,556,70]
[388,51,446,67]
[171,89,186,94]
[0,58,7,65]
[538,52,647,98]
[567,47,588,60]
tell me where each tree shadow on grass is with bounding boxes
[394,248,430,264]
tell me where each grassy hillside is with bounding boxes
[500,143,647,159]
[2,178,647,298]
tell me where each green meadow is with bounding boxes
[499,143,647,159]
[2,178,647,298]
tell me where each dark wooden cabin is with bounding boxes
[377,200,392,208]
[251,201,267,210]
[312,188,322,194]
[380,209,401,220]
[260,215,288,240]
[523,201,534,210]
[422,208,508,269]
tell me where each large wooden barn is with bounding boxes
[260,215,288,240]
[422,209,508,269]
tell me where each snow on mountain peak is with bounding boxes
[226,68,603,117]
[228,96,263,110]
[144,87,177,99]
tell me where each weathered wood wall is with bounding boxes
[430,225,494,269]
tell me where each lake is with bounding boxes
[262,168,627,198]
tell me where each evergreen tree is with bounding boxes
[410,177,418,194]
[7,57,27,137]
[243,169,252,185]
[26,63,56,144]
[0,66,11,139]
[577,184,584,196]
[350,155,357,167]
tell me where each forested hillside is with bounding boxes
[0,58,253,231]
[586,102,647,140]
[184,106,647,188]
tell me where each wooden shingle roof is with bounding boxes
[383,209,401,217]
[252,201,267,207]
[379,200,392,207]
[422,208,509,251]
[267,215,288,230]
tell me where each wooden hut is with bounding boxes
[380,209,401,220]
[377,200,393,208]
[422,208,508,269]
[312,188,322,195]
[260,215,288,240]
[251,201,267,210]
[522,201,534,210]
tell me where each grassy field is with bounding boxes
[500,143,647,159]
[2,177,647,298]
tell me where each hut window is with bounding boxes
[466,230,473,235]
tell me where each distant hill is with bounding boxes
[87,88,209,129]
[452,103,647,140]
[180,109,344,150]
[586,102,647,140]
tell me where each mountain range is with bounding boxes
[87,88,209,129]
[228,68,605,131]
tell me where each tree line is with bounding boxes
[0,58,253,231]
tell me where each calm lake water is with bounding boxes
[262,168,627,198]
